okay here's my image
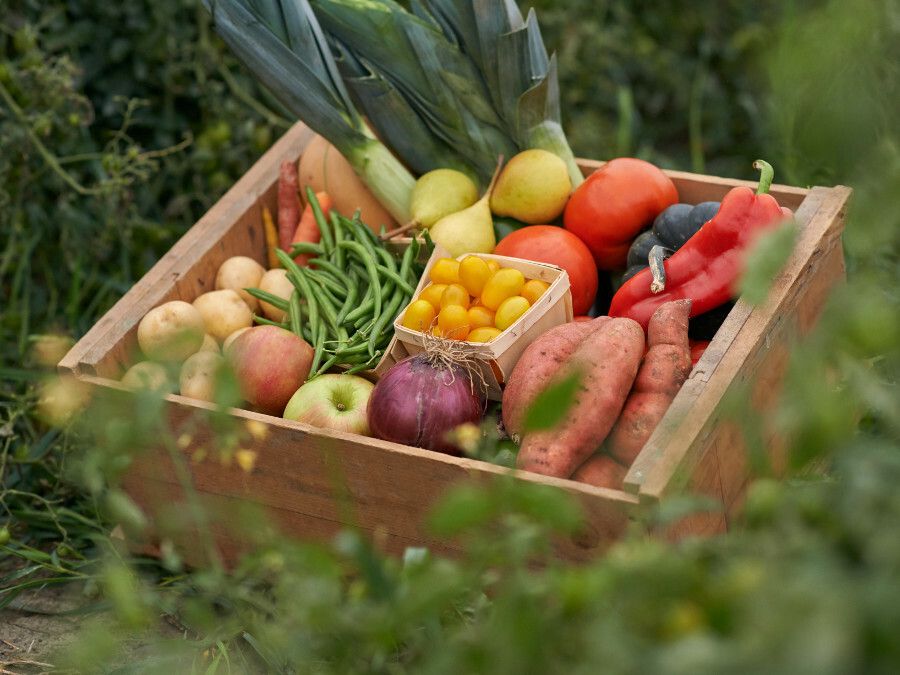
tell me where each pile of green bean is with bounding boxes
[247,191,428,378]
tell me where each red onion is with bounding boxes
[368,351,485,454]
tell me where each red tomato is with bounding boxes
[493,226,598,315]
[563,158,678,270]
[572,315,593,322]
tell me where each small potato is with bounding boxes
[138,301,205,361]
[258,268,293,322]
[121,361,172,392]
[197,333,220,354]
[179,351,225,402]
[216,256,266,312]
[222,326,251,354]
[193,290,253,342]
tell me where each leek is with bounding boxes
[202,0,415,222]
[421,0,584,186]
[312,0,518,184]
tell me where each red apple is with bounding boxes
[226,325,313,415]
[283,374,374,436]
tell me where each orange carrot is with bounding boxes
[278,160,301,251]
[291,192,332,266]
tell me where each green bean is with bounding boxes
[309,259,350,287]
[306,187,334,255]
[244,287,289,312]
[310,323,326,375]
[400,235,417,282]
[375,264,415,295]
[289,242,324,257]
[276,250,320,342]
[338,241,381,320]
[252,314,288,329]
[343,294,375,325]
[289,290,302,337]
[314,353,339,377]
[331,211,346,269]
[336,281,359,325]
[345,354,381,375]
[368,291,405,357]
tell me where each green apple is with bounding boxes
[283,374,375,436]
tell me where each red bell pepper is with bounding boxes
[609,160,792,329]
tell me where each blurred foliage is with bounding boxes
[1,0,899,672]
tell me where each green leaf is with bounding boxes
[522,370,582,434]
[738,219,799,306]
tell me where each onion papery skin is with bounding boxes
[368,354,484,455]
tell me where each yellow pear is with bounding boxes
[429,163,501,257]
[410,169,479,229]
[489,149,572,224]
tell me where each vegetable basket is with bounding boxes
[58,123,852,564]
[375,248,573,400]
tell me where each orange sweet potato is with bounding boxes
[502,317,609,440]
[572,453,627,490]
[516,317,644,478]
[606,299,692,466]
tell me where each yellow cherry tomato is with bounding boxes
[521,279,550,305]
[486,260,501,274]
[467,327,501,343]
[494,295,531,331]
[401,300,436,332]
[431,326,444,338]
[459,255,492,297]
[437,305,470,340]
[467,305,495,330]
[481,268,525,310]
[440,283,471,309]
[418,283,447,310]
[429,258,460,285]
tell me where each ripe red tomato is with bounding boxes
[494,226,598,315]
[563,158,678,270]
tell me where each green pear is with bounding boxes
[409,169,479,228]
[429,164,501,257]
[489,149,572,224]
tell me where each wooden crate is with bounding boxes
[58,123,851,563]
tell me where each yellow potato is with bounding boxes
[192,290,253,342]
[137,301,205,361]
[197,333,220,354]
[179,351,225,403]
[222,326,251,354]
[215,256,266,312]
[258,268,293,322]
[121,361,172,392]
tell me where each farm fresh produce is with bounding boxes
[368,349,486,455]
[610,160,792,328]
[227,325,314,415]
[493,226,598,316]
[249,191,426,376]
[401,256,549,342]
[490,149,573,224]
[204,0,581,224]
[575,300,693,483]
[429,165,499,258]
[563,158,679,270]
[284,374,374,436]
[622,201,720,283]
[516,318,645,478]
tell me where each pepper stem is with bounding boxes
[753,159,774,195]
[648,245,673,294]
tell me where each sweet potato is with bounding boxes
[516,317,644,478]
[502,317,609,440]
[605,299,692,466]
[278,160,301,251]
[572,453,627,490]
